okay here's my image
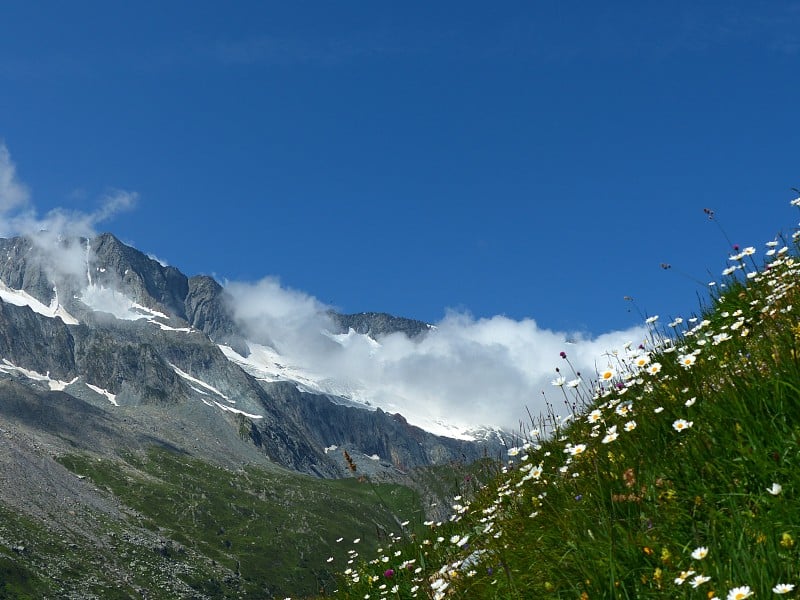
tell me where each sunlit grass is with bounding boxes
[323,198,800,599]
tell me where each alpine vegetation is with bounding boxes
[323,197,800,599]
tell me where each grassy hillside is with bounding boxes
[326,203,800,599]
[1,446,425,599]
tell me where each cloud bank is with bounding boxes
[227,277,647,432]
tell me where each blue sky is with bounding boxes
[1,1,799,336]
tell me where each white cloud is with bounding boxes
[0,142,138,282]
[0,142,137,239]
[226,277,336,354]
[0,142,31,216]
[226,278,647,432]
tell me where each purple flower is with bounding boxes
[560,351,567,359]
[384,569,395,579]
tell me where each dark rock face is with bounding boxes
[264,382,498,472]
[329,311,433,339]
[0,300,76,379]
[90,233,189,320]
[0,237,58,304]
[185,275,249,355]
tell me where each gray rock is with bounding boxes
[329,311,433,339]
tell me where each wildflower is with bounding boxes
[690,575,711,588]
[712,332,732,345]
[560,351,567,359]
[602,428,619,444]
[551,376,566,387]
[633,353,651,368]
[568,444,587,456]
[587,409,603,424]
[384,569,395,578]
[624,420,637,432]
[691,546,709,560]
[647,362,662,375]
[727,586,753,600]
[675,570,695,585]
[685,397,696,407]
[654,406,664,413]
[678,354,697,368]
[567,378,581,388]
[599,368,615,382]
[767,482,782,495]
[615,402,632,417]
[773,583,795,594]
[780,532,795,548]
[672,419,693,432]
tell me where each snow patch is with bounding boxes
[80,285,146,321]
[79,286,191,332]
[322,328,381,352]
[170,364,230,401]
[218,343,330,392]
[0,360,76,390]
[154,322,192,332]
[0,282,79,325]
[212,401,263,420]
[85,383,118,406]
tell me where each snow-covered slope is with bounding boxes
[219,335,501,442]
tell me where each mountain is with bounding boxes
[0,231,506,597]
[328,311,434,339]
[0,231,508,472]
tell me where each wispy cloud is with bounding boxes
[0,141,138,280]
[227,277,647,432]
[0,142,137,240]
[0,143,31,213]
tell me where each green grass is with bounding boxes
[0,502,148,599]
[327,209,800,598]
[55,446,424,598]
